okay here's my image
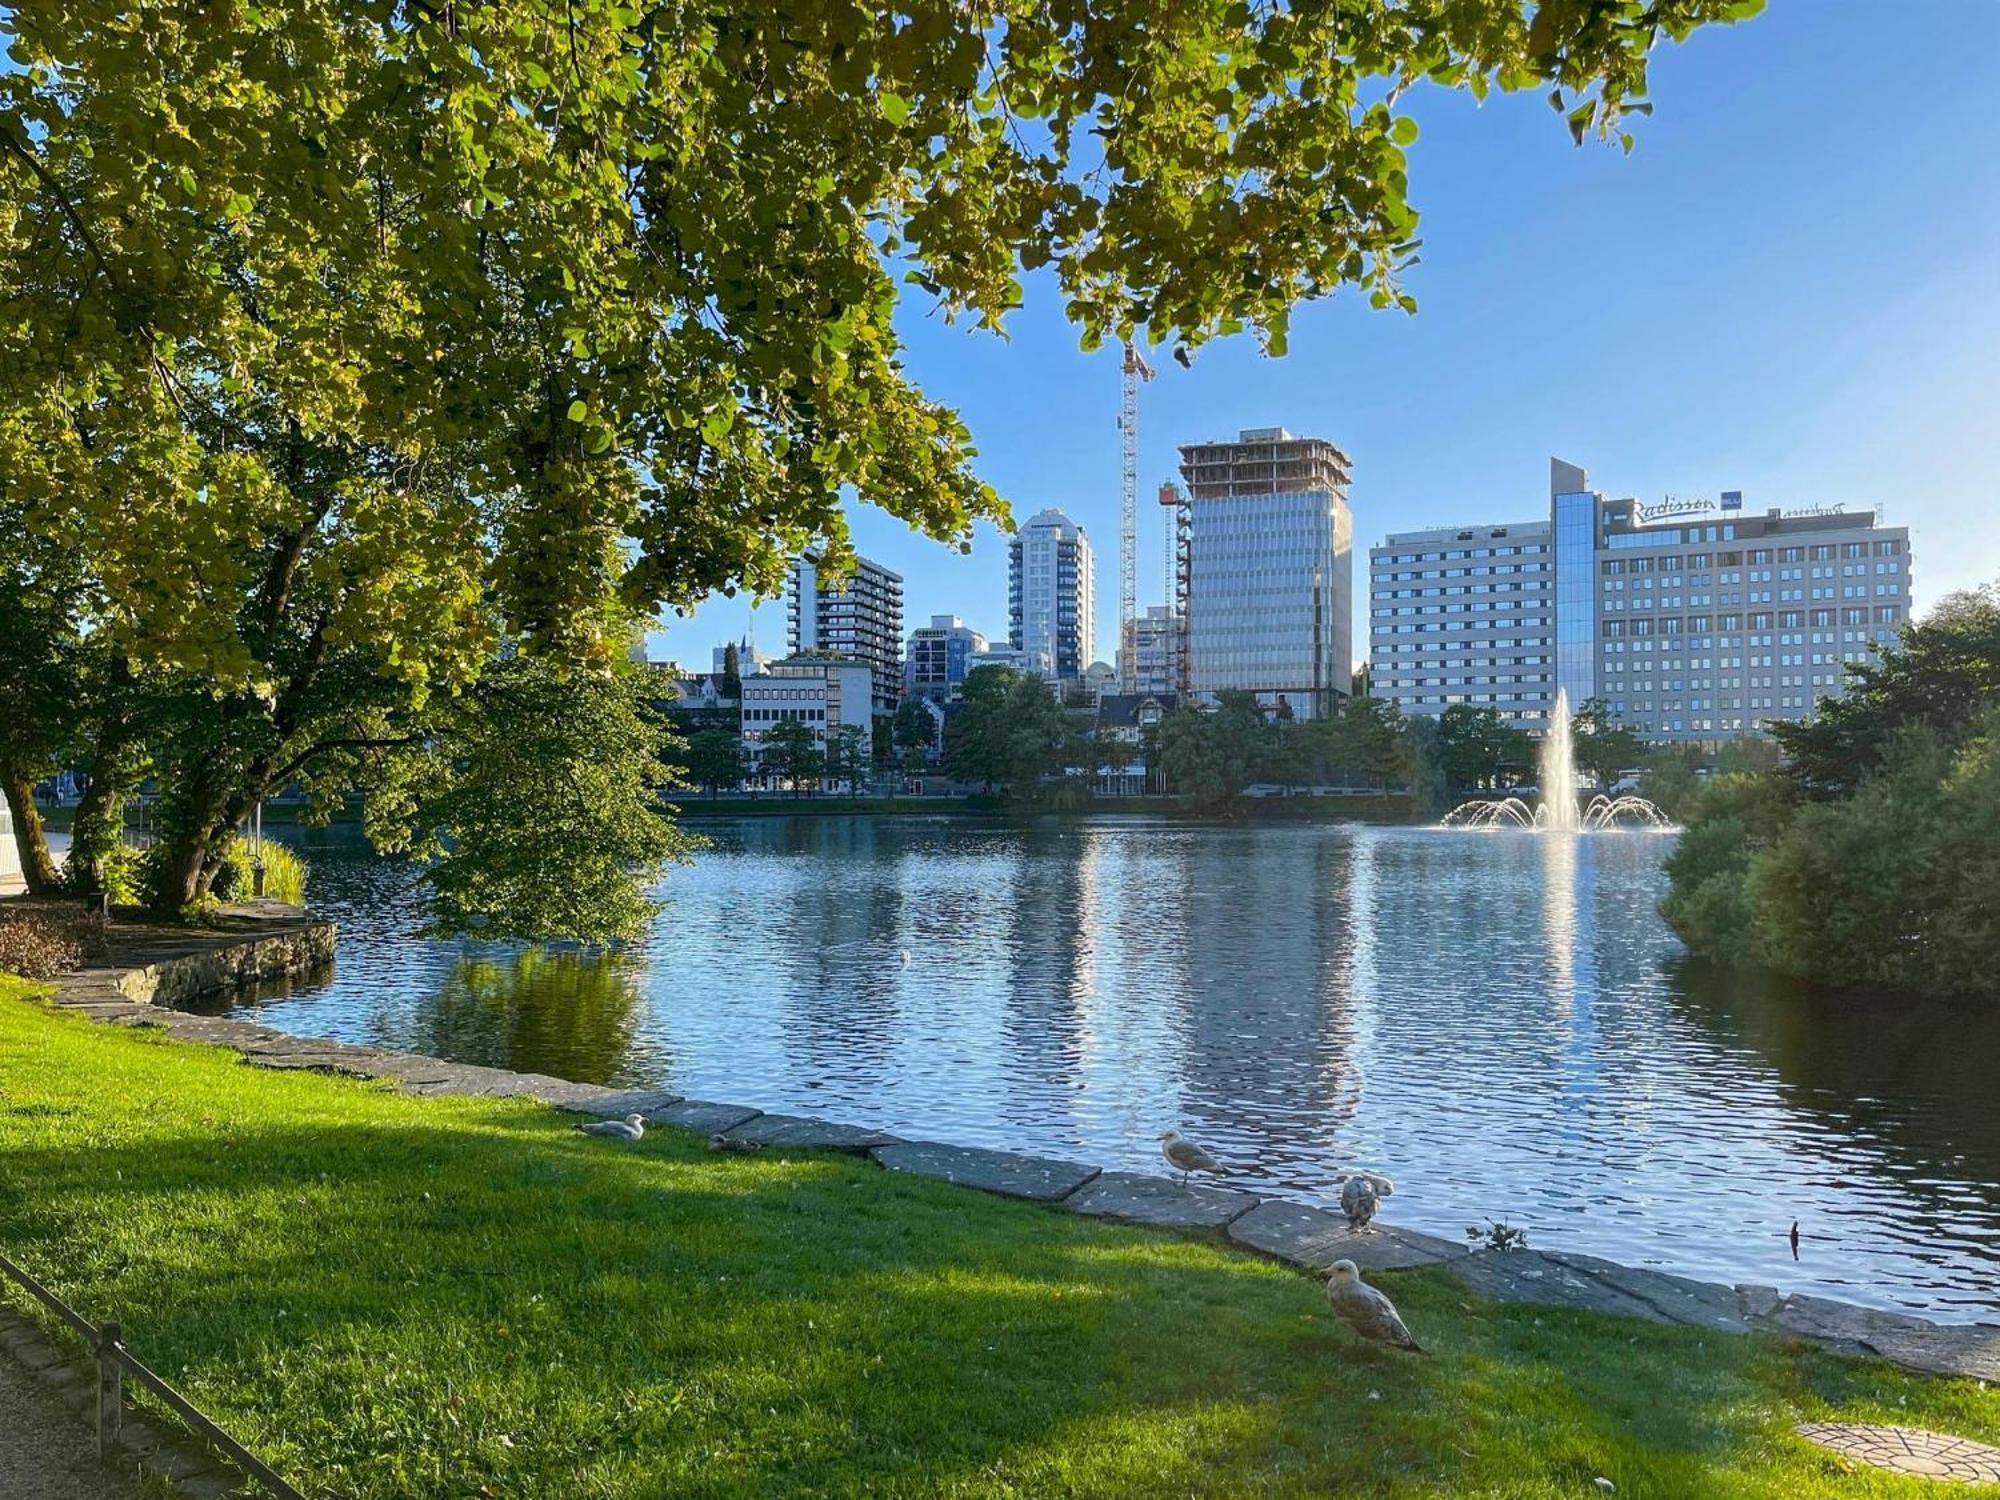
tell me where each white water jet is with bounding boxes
[1439,687,1675,832]
[1540,689,1580,834]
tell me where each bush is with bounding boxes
[1663,713,2000,997]
[0,905,104,979]
[212,838,309,906]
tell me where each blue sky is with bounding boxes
[650,0,2000,671]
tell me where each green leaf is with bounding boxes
[879,92,910,126]
[1391,117,1419,146]
[566,400,589,422]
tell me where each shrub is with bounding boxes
[0,905,104,979]
[213,838,309,906]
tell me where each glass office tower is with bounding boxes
[1550,458,1599,710]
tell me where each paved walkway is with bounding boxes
[0,1355,141,1500]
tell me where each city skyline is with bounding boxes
[646,0,2000,673]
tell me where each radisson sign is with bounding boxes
[1634,495,1717,524]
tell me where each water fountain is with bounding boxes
[1439,689,1675,832]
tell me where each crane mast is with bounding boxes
[1117,340,1154,692]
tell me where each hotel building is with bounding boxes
[1370,459,1913,741]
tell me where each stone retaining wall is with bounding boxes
[24,915,2000,1387]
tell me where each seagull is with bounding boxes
[1324,1260,1424,1353]
[1159,1130,1223,1183]
[575,1113,647,1141]
[1341,1172,1395,1232]
[899,950,912,966]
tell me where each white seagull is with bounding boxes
[1324,1260,1424,1353]
[575,1113,648,1141]
[1159,1130,1224,1183]
[1340,1172,1395,1232]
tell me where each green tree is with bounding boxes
[1436,705,1531,791]
[683,728,748,798]
[1638,743,1705,821]
[0,0,1760,928]
[891,700,936,771]
[718,644,744,702]
[760,721,824,797]
[1571,697,1643,788]
[824,723,869,791]
[1775,585,2000,798]
[1158,695,1262,812]
[363,656,698,943]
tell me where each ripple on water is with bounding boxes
[223,817,2000,1318]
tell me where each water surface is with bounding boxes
[231,817,2000,1319]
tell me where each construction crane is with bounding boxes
[1117,340,1155,692]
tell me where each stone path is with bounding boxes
[24,913,2000,1389]
[0,1348,145,1500]
[1795,1422,2000,1484]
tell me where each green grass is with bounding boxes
[0,986,1994,1498]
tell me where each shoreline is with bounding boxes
[14,909,1996,1382]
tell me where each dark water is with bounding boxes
[231,817,2000,1320]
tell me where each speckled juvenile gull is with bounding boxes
[1341,1172,1394,1232]
[1325,1259,1423,1353]
[576,1113,647,1141]
[1159,1130,1223,1182]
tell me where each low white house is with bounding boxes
[740,655,874,783]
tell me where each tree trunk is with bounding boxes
[67,717,132,896]
[1,764,63,894]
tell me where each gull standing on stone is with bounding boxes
[1341,1172,1395,1232]
[1324,1260,1423,1353]
[1159,1130,1224,1184]
[576,1113,647,1141]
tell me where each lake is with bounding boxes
[226,816,2000,1320]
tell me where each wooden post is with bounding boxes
[95,1321,122,1460]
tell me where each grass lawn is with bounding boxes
[1,980,1994,1498]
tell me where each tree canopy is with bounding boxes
[0,0,1761,932]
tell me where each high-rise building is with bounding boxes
[787,552,904,714]
[1179,427,1353,719]
[1119,605,1186,696]
[1368,459,1915,742]
[904,614,989,702]
[1008,508,1095,682]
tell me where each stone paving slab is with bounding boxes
[1742,1288,2000,1381]
[394,1064,530,1098]
[241,1052,387,1078]
[1226,1200,1467,1273]
[870,1141,1099,1202]
[1448,1248,1664,1322]
[480,1074,619,1107]
[1542,1251,1750,1334]
[717,1113,900,1152]
[647,1099,761,1135]
[569,1088,686,1118]
[1063,1171,1260,1231]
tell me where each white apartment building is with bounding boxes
[1368,517,1556,727]
[1181,427,1353,719]
[787,553,905,714]
[1008,508,1095,682]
